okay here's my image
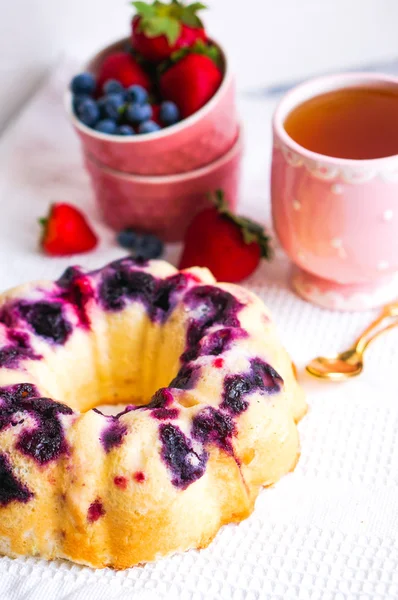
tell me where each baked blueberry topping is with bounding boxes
[57,266,84,288]
[99,267,155,312]
[18,301,72,344]
[114,475,128,489]
[213,357,224,369]
[151,273,188,322]
[133,471,146,483]
[0,331,41,369]
[146,388,180,419]
[185,286,243,332]
[159,423,208,489]
[109,256,148,269]
[183,327,248,362]
[192,407,236,454]
[146,388,173,409]
[221,358,283,415]
[0,453,33,506]
[87,498,105,522]
[182,286,244,362]
[152,407,180,420]
[222,375,252,414]
[0,384,73,464]
[101,419,127,452]
[250,358,283,393]
[57,271,94,329]
[169,364,200,390]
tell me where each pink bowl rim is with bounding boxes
[273,72,398,167]
[65,36,232,143]
[85,127,242,183]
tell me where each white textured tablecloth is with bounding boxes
[0,64,398,600]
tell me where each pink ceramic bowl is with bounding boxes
[271,73,398,311]
[85,130,242,242]
[66,37,238,176]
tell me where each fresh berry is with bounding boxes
[116,229,163,258]
[151,104,162,125]
[138,120,161,134]
[76,98,100,127]
[134,234,164,259]
[103,79,125,95]
[40,203,98,256]
[70,72,96,96]
[117,228,139,249]
[102,93,126,120]
[72,94,91,114]
[126,84,148,104]
[97,52,151,93]
[116,125,136,136]
[126,102,153,124]
[179,190,272,283]
[97,96,108,117]
[94,119,118,134]
[131,0,207,63]
[160,44,222,118]
[159,101,180,126]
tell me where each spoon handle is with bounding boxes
[355,314,398,354]
[383,300,398,317]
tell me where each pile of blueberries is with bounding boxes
[117,228,164,260]
[71,72,180,136]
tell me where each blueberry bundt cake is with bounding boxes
[0,258,306,569]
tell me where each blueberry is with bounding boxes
[117,228,139,249]
[76,98,100,127]
[138,120,161,134]
[94,119,118,134]
[102,93,125,120]
[97,96,108,118]
[70,72,96,96]
[159,101,180,126]
[126,85,148,104]
[126,103,153,124]
[116,125,135,136]
[72,94,91,114]
[103,79,125,95]
[134,233,164,259]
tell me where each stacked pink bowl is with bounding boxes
[66,38,242,242]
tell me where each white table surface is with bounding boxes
[0,63,398,600]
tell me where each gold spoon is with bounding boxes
[306,302,398,381]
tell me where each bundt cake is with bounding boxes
[0,257,306,569]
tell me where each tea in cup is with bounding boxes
[271,73,398,310]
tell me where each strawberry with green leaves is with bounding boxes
[179,191,273,283]
[159,40,222,118]
[40,204,98,256]
[131,0,207,63]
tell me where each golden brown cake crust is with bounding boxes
[0,259,306,568]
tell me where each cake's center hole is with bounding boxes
[57,312,189,414]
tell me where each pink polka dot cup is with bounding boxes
[271,73,398,311]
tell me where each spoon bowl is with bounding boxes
[306,349,363,380]
[306,308,398,381]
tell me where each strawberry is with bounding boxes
[40,203,98,256]
[159,42,222,118]
[97,52,151,93]
[131,0,207,63]
[179,191,272,283]
[150,103,162,125]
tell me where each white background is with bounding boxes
[1,0,398,131]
